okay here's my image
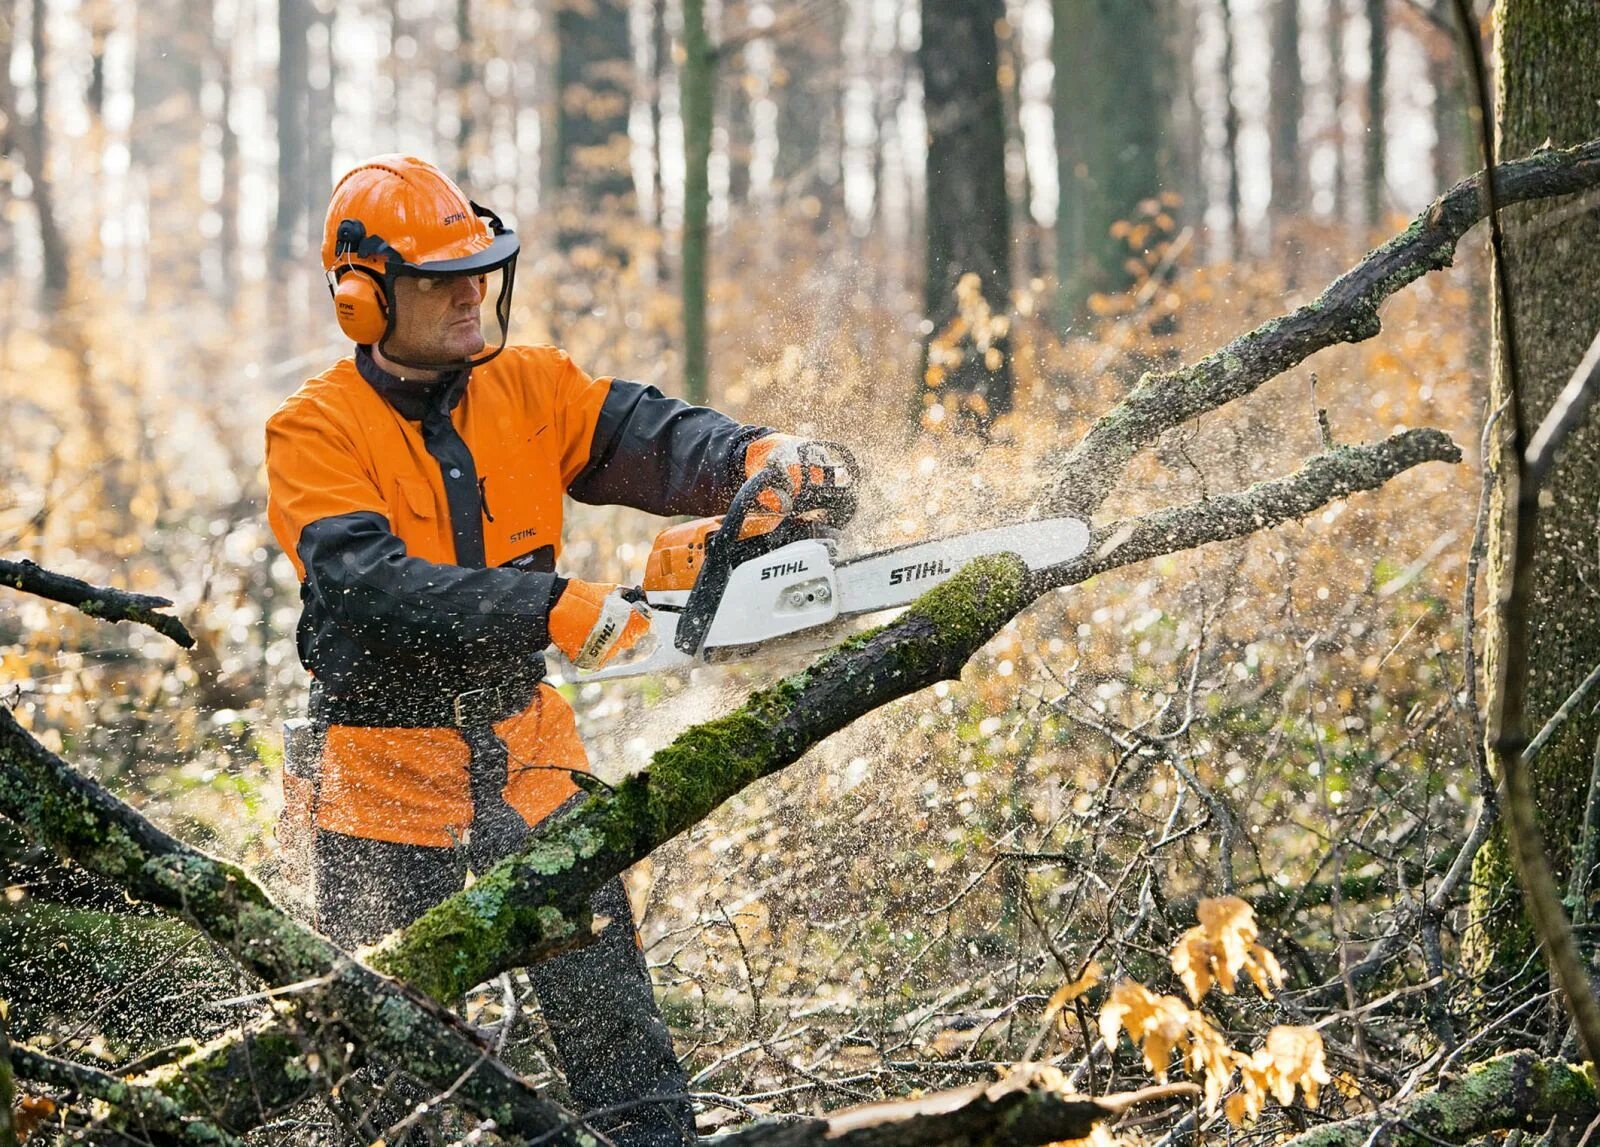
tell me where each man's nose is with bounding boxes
[452,274,485,305]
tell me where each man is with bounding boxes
[264,154,853,1145]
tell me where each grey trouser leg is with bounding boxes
[529,877,696,1146]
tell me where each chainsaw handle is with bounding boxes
[674,468,790,656]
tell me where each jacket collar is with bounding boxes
[354,345,471,422]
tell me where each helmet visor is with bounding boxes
[375,244,518,372]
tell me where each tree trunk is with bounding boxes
[1053,0,1167,321]
[921,0,1013,425]
[1428,0,1468,195]
[454,0,476,186]
[214,0,239,299]
[1326,0,1346,224]
[1470,0,1600,980]
[1269,0,1303,219]
[680,0,713,403]
[1219,0,1242,255]
[273,0,308,267]
[0,0,18,280]
[23,0,68,299]
[304,1,334,252]
[1362,0,1386,230]
[553,0,634,217]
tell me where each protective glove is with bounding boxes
[548,579,655,669]
[744,433,857,516]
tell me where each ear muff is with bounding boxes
[330,267,389,345]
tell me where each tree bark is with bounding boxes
[921,0,1013,424]
[1469,0,1600,979]
[1219,0,1242,253]
[0,559,195,647]
[553,0,635,228]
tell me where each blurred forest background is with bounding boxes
[4,0,1590,1140]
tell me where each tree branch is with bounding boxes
[1039,137,1600,519]
[1279,1051,1595,1147]
[10,1042,243,1147]
[713,1077,1197,1147]
[0,558,195,648]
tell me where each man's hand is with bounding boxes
[744,433,857,515]
[549,580,654,669]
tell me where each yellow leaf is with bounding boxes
[1263,1026,1331,1108]
[1044,961,1104,1027]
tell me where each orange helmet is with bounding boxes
[321,155,519,368]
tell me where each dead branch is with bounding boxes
[1279,1051,1595,1147]
[1040,137,1600,519]
[714,1076,1197,1146]
[0,557,195,648]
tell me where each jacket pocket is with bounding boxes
[390,478,451,561]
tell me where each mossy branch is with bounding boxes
[375,430,1457,1002]
[1040,137,1600,520]
[9,1042,243,1146]
[0,557,195,648]
[0,708,581,1140]
[1279,1051,1596,1147]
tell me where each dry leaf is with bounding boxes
[14,1095,58,1143]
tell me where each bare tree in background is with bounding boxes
[1363,0,1386,229]
[1053,0,1169,321]
[921,0,1013,424]
[1269,0,1303,220]
[273,0,308,266]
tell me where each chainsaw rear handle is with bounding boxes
[673,450,856,656]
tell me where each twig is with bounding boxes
[0,558,194,648]
[1525,325,1600,486]
[379,1049,494,1145]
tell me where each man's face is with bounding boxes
[384,273,486,366]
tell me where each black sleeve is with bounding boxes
[297,511,562,661]
[566,378,770,517]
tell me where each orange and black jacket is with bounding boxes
[265,344,767,846]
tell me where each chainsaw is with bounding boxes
[568,450,1091,682]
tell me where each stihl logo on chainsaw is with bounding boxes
[760,560,809,580]
[889,558,954,586]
